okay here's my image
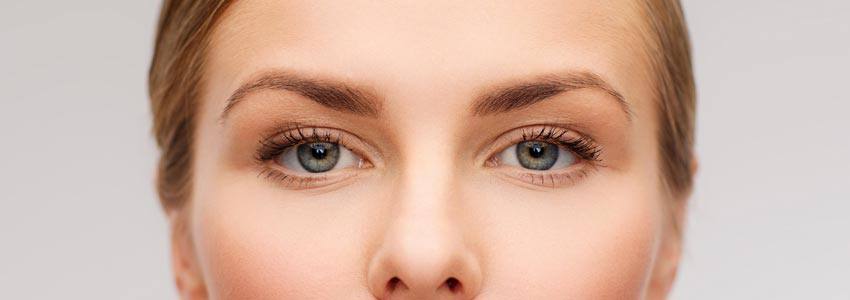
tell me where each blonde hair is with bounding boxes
[148,0,695,210]
[638,0,696,198]
[149,0,233,210]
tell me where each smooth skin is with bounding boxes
[171,0,690,299]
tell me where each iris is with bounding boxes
[296,142,340,173]
[515,141,560,170]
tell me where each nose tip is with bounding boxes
[368,245,481,299]
[366,225,482,299]
[367,150,482,299]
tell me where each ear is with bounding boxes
[646,154,697,299]
[168,209,208,300]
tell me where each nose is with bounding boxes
[366,166,482,299]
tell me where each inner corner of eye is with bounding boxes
[484,154,500,168]
[493,144,518,165]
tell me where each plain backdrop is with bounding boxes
[1,1,847,299]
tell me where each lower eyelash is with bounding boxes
[257,168,330,188]
[519,166,593,188]
[257,168,290,183]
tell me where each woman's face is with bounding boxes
[176,0,684,299]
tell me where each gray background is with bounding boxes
[1,1,847,299]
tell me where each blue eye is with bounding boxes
[499,141,576,170]
[277,142,359,173]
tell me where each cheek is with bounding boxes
[189,118,377,299]
[472,173,664,299]
[188,175,377,299]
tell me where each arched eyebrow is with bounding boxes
[220,71,382,121]
[221,70,630,122]
[470,71,632,119]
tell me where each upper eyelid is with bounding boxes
[479,124,602,164]
[258,124,594,167]
[519,126,569,141]
[488,125,587,152]
[265,125,342,144]
[259,125,382,165]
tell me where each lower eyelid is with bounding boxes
[258,145,374,189]
[258,164,365,190]
[495,165,594,189]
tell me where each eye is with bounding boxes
[277,142,361,173]
[498,140,577,171]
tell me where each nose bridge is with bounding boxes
[367,132,482,299]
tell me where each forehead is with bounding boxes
[206,0,652,110]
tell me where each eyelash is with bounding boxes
[254,124,603,189]
[254,125,359,188]
[486,125,603,188]
[516,125,601,162]
[256,126,343,161]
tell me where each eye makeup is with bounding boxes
[252,122,604,190]
[484,124,604,189]
[254,124,374,189]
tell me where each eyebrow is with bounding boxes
[222,70,630,121]
[470,71,631,119]
[221,71,382,120]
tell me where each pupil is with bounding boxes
[528,143,545,158]
[311,144,327,159]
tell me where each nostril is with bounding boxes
[444,277,462,293]
[386,277,402,292]
[384,276,463,294]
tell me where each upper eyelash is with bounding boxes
[256,124,601,164]
[255,125,344,163]
[516,126,602,162]
[252,124,600,190]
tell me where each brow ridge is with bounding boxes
[471,71,631,118]
[221,71,382,121]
